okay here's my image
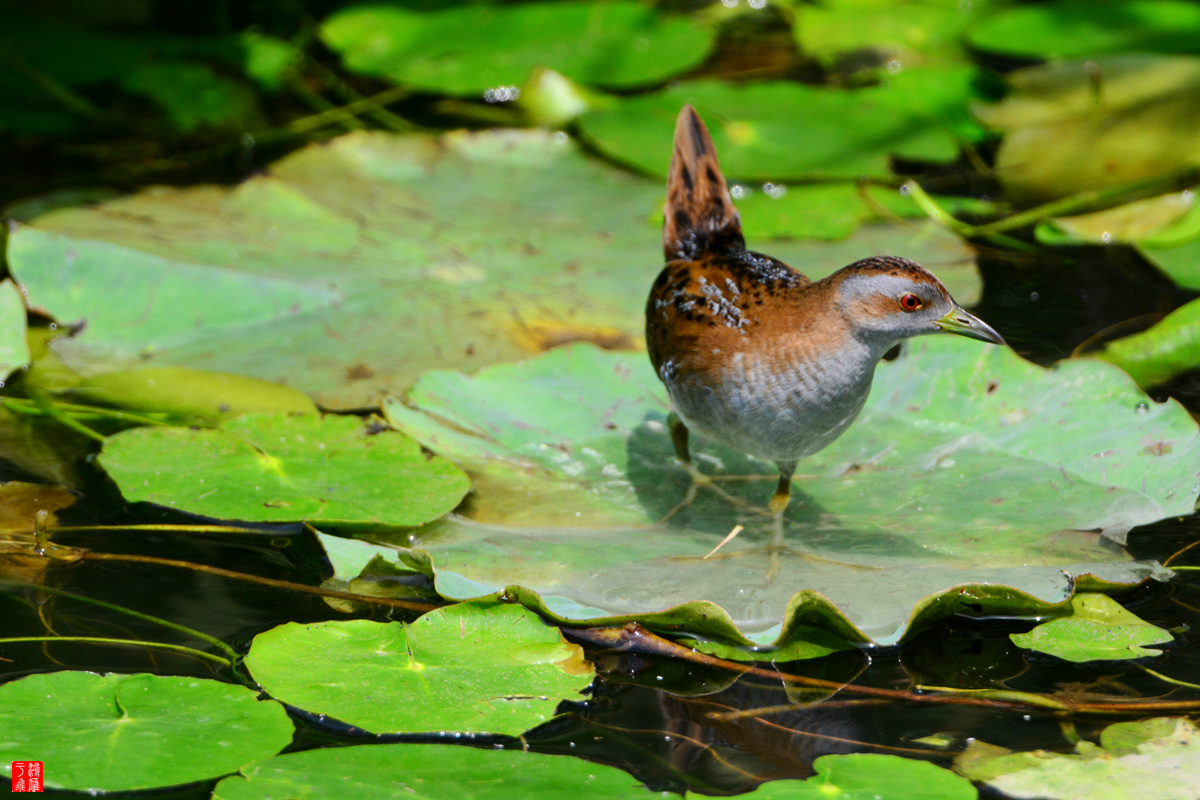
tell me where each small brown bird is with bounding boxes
[646,105,1003,552]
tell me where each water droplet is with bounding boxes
[1136,402,1149,414]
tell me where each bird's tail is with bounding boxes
[663,105,745,262]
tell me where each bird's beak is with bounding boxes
[937,305,1005,345]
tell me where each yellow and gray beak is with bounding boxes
[937,305,1004,345]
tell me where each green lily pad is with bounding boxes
[1010,592,1173,662]
[967,0,1200,59]
[749,754,975,800]
[376,339,1187,645]
[0,671,293,793]
[577,71,986,182]
[957,717,1200,800]
[797,0,991,73]
[244,602,593,735]
[6,128,979,409]
[320,1,713,96]
[213,743,648,800]
[98,412,469,526]
[1093,297,1200,388]
[6,129,663,409]
[977,55,1200,205]
[0,279,31,385]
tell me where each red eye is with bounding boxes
[898,293,922,312]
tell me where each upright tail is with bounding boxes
[663,105,745,262]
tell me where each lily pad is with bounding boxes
[976,55,1200,205]
[967,0,1200,59]
[750,754,975,800]
[956,717,1200,800]
[6,129,663,409]
[796,0,990,73]
[98,412,469,526]
[0,671,294,792]
[213,743,648,800]
[6,128,979,409]
[377,340,1188,645]
[243,603,593,735]
[1010,592,1173,662]
[577,71,986,182]
[0,279,31,385]
[1093,297,1200,388]
[320,1,713,96]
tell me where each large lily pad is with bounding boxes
[98,412,469,526]
[0,278,31,384]
[244,603,593,735]
[0,671,293,792]
[379,340,1190,645]
[6,129,979,409]
[320,1,713,96]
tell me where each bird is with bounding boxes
[646,105,1004,562]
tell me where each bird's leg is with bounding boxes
[660,412,753,522]
[765,460,797,582]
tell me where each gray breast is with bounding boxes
[668,344,877,463]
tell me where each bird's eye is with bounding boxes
[898,293,923,312]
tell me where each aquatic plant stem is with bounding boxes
[12,583,238,662]
[0,636,231,667]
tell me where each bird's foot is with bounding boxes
[658,460,758,523]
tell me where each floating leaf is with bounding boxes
[213,742,648,800]
[6,129,979,409]
[99,412,469,526]
[6,130,662,409]
[1010,592,1173,662]
[378,340,1187,645]
[967,0,1200,59]
[977,55,1200,205]
[244,603,593,735]
[957,717,1200,800]
[0,279,30,384]
[578,71,986,182]
[320,1,712,96]
[0,672,293,793]
[1093,298,1200,388]
[1035,192,1197,247]
[749,753,975,800]
[796,0,990,73]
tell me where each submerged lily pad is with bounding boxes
[244,603,593,735]
[1010,592,1173,662]
[320,1,712,95]
[99,412,469,526]
[0,672,293,792]
[378,340,1188,645]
